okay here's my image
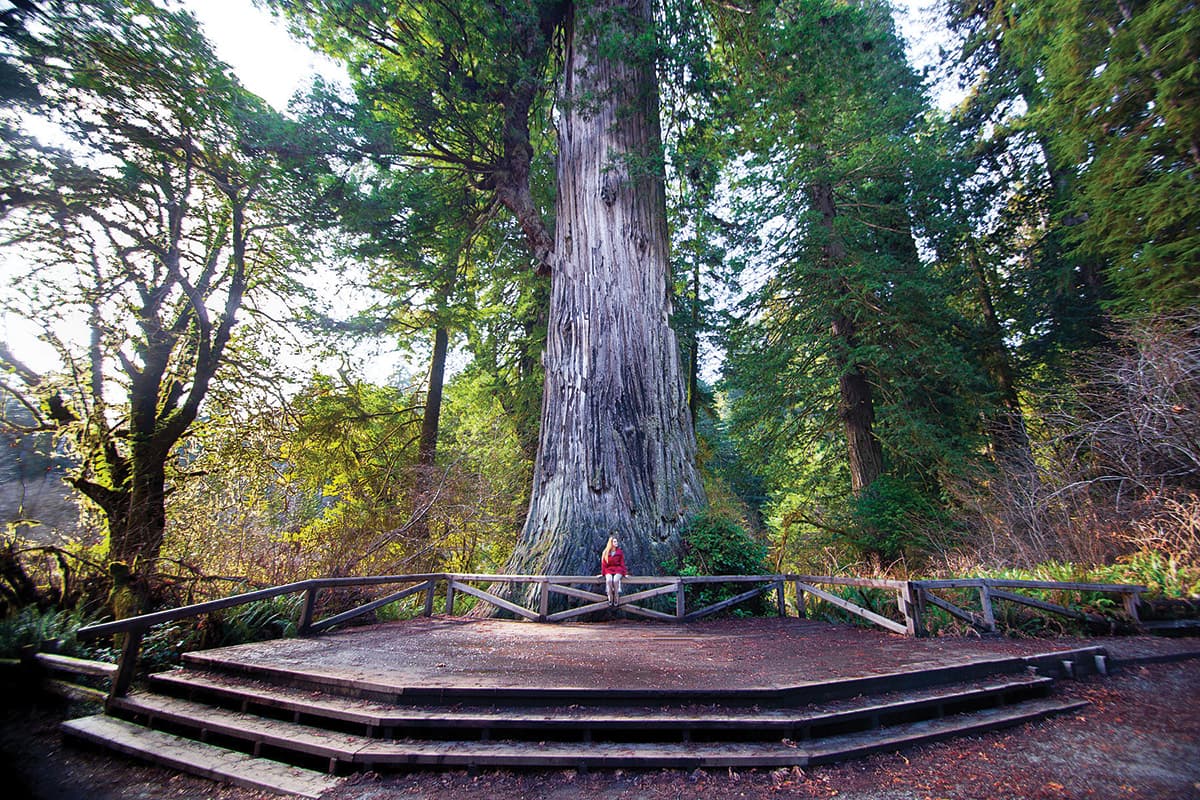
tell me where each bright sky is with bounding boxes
[184,0,952,113]
[180,0,347,110]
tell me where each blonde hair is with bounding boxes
[602,536,619,562]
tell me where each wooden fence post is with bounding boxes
[675,580,686,619]
[794,581,806,619]
[775,580,787,617]
[297,585,318,635]
[109,628,144,700]
[900,582,925,637]
[445,579,457,616]
[539,580,550,622]
[978,583,997,632]
[1121,592,1141,626]
[423,580,436,617]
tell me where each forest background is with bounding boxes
[0,0,1197,645]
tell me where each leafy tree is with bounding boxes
[1019,0,1199,314]
[270,0,706,588]
[717,0,989,562]
[0,0,317,609]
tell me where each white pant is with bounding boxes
[605,573,622,596]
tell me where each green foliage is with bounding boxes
[0,605,105,660]
[138,595,303,673]
[668,512,770,615]
[849,475,949,564]
[718,0,991,565]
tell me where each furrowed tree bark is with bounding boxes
[502,0,705,592]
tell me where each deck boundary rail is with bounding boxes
[74,572,1146,699]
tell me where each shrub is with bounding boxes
[670,512,771,615]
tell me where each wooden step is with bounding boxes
[61,714,342,799]
[104,691,1086,771]
[347,698,1090,770]
[181,647,1096,706]
[805,698,1090,764]
[147,668,1053,741]
[34,652,119,679]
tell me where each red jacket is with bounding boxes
[601,547,628,576]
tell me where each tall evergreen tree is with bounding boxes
[718,0,988,560]
[270,0,705,585]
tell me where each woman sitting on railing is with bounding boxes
[601,536,628,606]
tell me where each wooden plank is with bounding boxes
[794,581,806,619]
[915,578,1146,593]
[675,580,686,619]
[423,582,435,617]
[680,575,787,585]
[537,580,549,620]
[978,584,997,631]
[35,652,118,679]
[449,581,540,621]
[309,582,432,633]
[775,581,787,618]
[789,576,908,590]
[899,582,924,637]
[922,591,984,627]
[78,582,314,640]
[616,602,678,622]
[987,579,1146,593]
[297,587,318,635]
[42,677,107,704]
[990,589,1106,623]
[795,583,908,636]
[1121,592,1141,624]
[61,715,341,799]
[685,585,771,621]
[548,583,607,603]
[910,579,986,590]
[111,694,364,761]
[546,600,612,622]
[615,582,679,605]
[110,629,144,699]
[445,581,456,615]
[804,698,1090,766]
[307,573,444,589]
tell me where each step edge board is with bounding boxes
[61,715,341,799]
[148,673,1053,732]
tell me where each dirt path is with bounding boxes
[3,656,1197,800]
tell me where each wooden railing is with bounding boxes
[74,572,1147,699]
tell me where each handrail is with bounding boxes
[74,571,1148,700]
[77,579,315,639]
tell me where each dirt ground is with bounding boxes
[2,626,1198,800]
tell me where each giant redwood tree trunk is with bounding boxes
[503,0,705,586]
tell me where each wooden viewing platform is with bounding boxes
[70,571,1147,700]
[56,617,1122,797]
[45,572,1152,796]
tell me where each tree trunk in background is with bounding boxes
[968,249,1035,473]
[812,180,883,496]
[504,0,705,588]
[418,325,449,467]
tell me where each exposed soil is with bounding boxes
[2,624,1198,800]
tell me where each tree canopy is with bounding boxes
[0,0,1196,619]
